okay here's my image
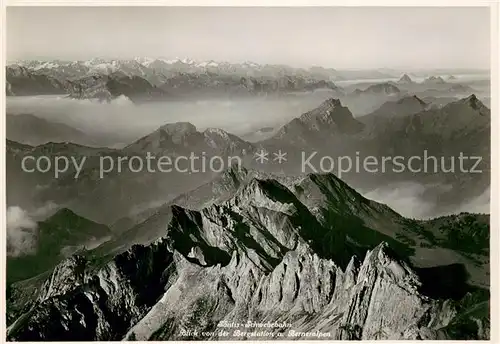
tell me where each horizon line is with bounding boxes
[5,57,491,73]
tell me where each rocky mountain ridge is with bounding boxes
[6,170,489,340]
[6,60,345,101]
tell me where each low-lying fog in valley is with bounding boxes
[6,73,490,145]
[6,73,491,220]
[6,93,333,146]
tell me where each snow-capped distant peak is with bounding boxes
[92,63,118,72]
[9,57,266,72]
[181,58,196,65]
[242,61,260,68]
[33,61,61,70]
[197,60,219,68]
[85,58,108,66]
[134,57,155,66]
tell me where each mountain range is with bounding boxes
[261,95,489,209]
[6,65,345,102]
[6,165,490,340]
[7,59,488,104]
[8,58,390,83]
[6,94,490,222]
[5,90,491,340]
[6,59,348,100]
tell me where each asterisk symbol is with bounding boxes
[273,150,287,164]
[254,149,269,164]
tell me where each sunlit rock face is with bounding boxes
[6,173,489,341]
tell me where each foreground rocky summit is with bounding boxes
[7,172,489,340]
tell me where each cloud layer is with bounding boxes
[7,206,38,257]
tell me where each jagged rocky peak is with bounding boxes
[460,94,483,110]
[37,208,85,229]
[46,207,79,221]
[321,97,343,108]
[158,121,198,138]
[6,167,490,340]
[299,98,365,133]
[291,172,393,221]
[202,127,250,149]
[228,171,379,225]
[333,242,435,340]
[397,95,427,107]
[42,208,110,235]
[221,163,249,181]
[288,97,340,118]
[398,73,414,84]
[230,176,297,210]
[424,76,446,84]
[412,94,427,105]
[269,98,366,144]
[365,83,401,94]
[310,98,346,118]
[296,172,359,201]
[362,242,420,288]
[214,163,252,192]
[39,254,89,301]
[203,128,243,148]
[203,127,231,138]
[129,120,255,155]
[447,94,490,116]
[126,121,199,151]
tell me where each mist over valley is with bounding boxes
[4,6,492,341]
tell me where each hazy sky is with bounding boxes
[7,6,491,69]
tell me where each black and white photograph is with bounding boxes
[3,5,495,341]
